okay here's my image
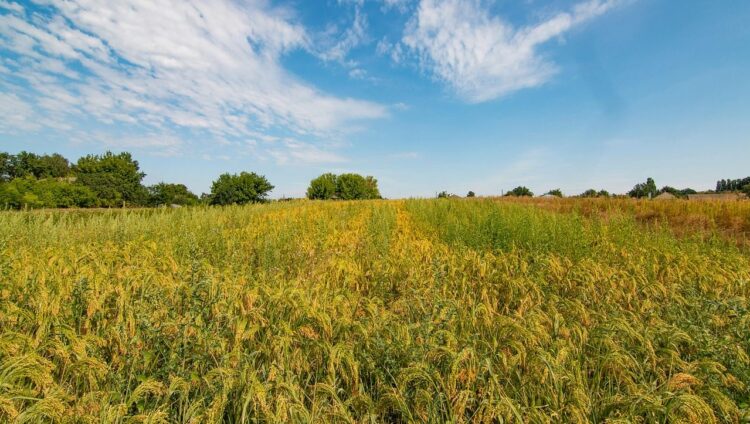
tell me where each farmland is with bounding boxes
[1,198,749,422]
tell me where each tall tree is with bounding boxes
[74,151,147,207]
[209,172,274,205]
[0,152,11,182]
[505,186,533,197]
[628,177,658,199]
[306,173,338,200]
[307,173,380,200]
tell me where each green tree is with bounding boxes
[307,173,338,200]
[333,173,381,200]
[364,176,382,199]
[628,177,658,199]
[579,189,598,198]
[437,191,449,199]
[505,186,533,197]
[0,177,96,209]
[209,172,274,205]
[546,189,563,197]
[466,191,475,197]
[74,152,147,207]
[147,183,199,206]
[0,152,11,181]
[13,151,71,179]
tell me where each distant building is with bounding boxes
[687,193,747,201]
[654,192,677,200]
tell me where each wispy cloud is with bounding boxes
[401,0,624,102]
[268,139,348,165]
[317,5,369,64]
[389,151,419,159]
[0,0,387,156]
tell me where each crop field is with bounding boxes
[1,199,749,423]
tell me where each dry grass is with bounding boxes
[487,197,750,247]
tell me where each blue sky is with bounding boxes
[0,0,748,198]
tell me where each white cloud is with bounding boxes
[389,151,419,159]
[0,1,23,14]
[381,0,412,13]
[402,0,623,102]
[0,92,41,132]
[376,38,405,64]
[0,0,387,153]
[268,139,348,165]
[317,6,369,63]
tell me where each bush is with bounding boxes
[209,172,274,205]
[0,177,97,209]
[147,183,199,206]
[466,191,475,198]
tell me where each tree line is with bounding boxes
[0,151,277,209]
[440,176,749,199]
[0,151,383,210]
[2,150,746,209]
[716,177,750,193]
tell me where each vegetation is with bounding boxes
[579,189,611,198]
[0,151,71,181]
[466,191,475,197]
[73,152,148,207]
[660,185,697,198]
[545,188,563,197]
[628,177,658,199]
[306,173,338,200]
[505,186,533,197]
[209,172,274,205]
[147,183,200,207]
[0,177,96,209]
[716,177,750,193]
[306,173,381,200]
[0,151,254,209]
[1,198,748,422]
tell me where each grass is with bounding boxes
[0,198,748,422]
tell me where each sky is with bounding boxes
[0,0,748,198]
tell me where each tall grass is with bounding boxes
[0,199,748,422]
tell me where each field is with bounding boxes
[1,198,749,423]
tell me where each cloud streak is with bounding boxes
[401,0,623,102]
[0,0,387,155]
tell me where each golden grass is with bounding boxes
[0,199,748,422]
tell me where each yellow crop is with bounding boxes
[0,199,748,422]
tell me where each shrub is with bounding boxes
[0,177,97,209]
[147,183,199,206]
